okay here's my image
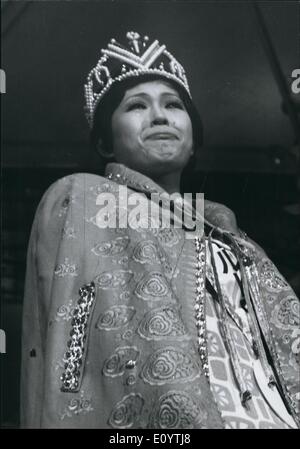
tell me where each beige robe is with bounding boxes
[20,163,300,428]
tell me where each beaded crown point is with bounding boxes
[84,31,191,128]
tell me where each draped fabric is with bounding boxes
[207,238,297,429]
[20,163,299,428]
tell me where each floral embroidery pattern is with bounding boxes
[156,228,180,247]
[92,236,129,256]
[259,259,289,292]
[132,240,175,278]
[103,346,139,377]
[95,270,133,289]
[271,296,300,330]
[141,347,200,385]
[114,256,129,265]
[161,260,177,279]
[149,390,205,428]
[137,305,188,340]
[53,300,76,322]
[108,393,144,428]
[134,272,172,301]
[291,328,300,356]
[119,290,131,301]
[96,305,136,331]
[60,391,94,420]
[122,329,134,340]
[125,374,137,386]
[132,240,162,265]
[54,258,78,277]
[286,328,300,374]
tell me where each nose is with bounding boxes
[150,103,169,126]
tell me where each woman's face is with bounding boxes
[111,80,193,178]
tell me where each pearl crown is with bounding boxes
[84,31,191,128]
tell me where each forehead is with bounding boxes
[123,80,181,98]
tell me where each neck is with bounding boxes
[151,170,182,194]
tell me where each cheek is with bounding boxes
[171,111,193,140]
[111,117,145,165]
[112,116,140,147]
[182,117,193,149]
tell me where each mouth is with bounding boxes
[144,127,180,141]
[146,133,179,141]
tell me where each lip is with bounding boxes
[143,127,180,141]
[147,133,178,140]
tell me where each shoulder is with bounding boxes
[204,199,268,259]
[32,172,118,232]
[204,199,238,234]
[37,172,113,210]
[40,172,108,199]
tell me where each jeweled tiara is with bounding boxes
[84,31,191,128]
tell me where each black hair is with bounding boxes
[89,74,203,175]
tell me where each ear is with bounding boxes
[96,138,114,159]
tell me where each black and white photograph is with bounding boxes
[1,0,300,432]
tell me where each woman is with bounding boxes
[21,32,299,429]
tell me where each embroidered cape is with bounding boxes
[21,163,300,428]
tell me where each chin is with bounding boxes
[143,159,187,177]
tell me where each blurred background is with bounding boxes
[1,0,300,428]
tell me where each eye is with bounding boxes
[126,101,147,111]
[166,100,184,110]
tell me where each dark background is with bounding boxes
[1,0,300,428]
